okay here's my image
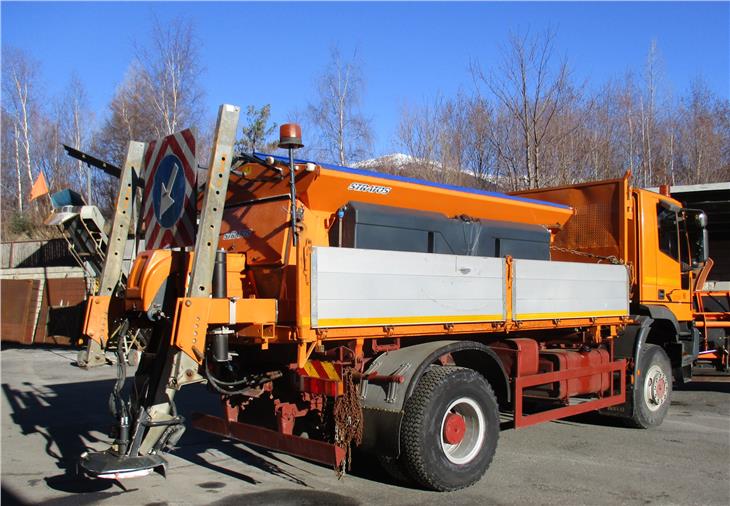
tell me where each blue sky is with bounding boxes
[2,1,729,158]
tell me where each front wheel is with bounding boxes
[626,344,672,428]
[400,366,499,491]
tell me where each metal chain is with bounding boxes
[333,367,363,477]
[550,245,622,265]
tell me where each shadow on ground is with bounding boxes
[676,379,730,394]
[8,348,726,504]
[1,360,360,504]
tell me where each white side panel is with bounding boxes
[311,247,505,328]
[513,259,629,320]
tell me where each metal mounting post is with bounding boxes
[187,104,240,298]
[83,141,145,368]
[99,141,146,296]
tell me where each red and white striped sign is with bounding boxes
[141,129,197,249]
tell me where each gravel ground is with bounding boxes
[2,346,728,505]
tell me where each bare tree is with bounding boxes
[398,93,492,186]
[397,98,442,179]
[308,47,372,165]
[135,16,204,138]
[55,73,95,202]
[0,107,22,213]
[92,64,161,215]
[639,40,664,186]
[96,64,158,166]
[463,96,498,188]
[611,72,641,176]
[675,77,729,183]
[2,47,40,209]
[439,93,470,182]
[472,29,572,188]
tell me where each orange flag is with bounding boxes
[29,171,49,201]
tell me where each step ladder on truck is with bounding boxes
[44,185,143,365]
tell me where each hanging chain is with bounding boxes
[550,245,622,265]
[333,367,363,478]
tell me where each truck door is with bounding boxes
[655,201,683,303]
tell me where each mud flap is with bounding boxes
[599,316,652,420]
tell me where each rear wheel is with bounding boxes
[627,344,672,428]
[400,366,499,491]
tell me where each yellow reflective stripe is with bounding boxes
[319,361,340,381]
[316,314,503,328]
[316,310,626,328]
[303,361,318,377]
[515,310,628,320]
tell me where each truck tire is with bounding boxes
[400,366,499,491]
[627,344,672,429]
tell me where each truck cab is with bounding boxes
[634,188,708,318]
[632,188,708,379]
[515,176,709,382]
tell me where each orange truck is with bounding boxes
[78,104,724,491]
[516,181,729,375]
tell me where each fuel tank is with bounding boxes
[527,348,612,400]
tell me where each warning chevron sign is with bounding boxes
[142,129,197,249]
[296,360,343,396]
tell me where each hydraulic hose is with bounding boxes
[108,320,130,419]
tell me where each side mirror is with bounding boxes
[684,209,709,267]
[695,212,708,228]
[701,228,709,263]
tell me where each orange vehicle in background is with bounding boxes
[515,176,723,381]
[76,104,723,491]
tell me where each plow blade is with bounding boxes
[191,413,346,468]
[80,450,166,479]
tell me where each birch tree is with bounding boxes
[308,47,372,165]
[96,64,158,166]
[57,73,95,202]
[472,29,572,189]
[0,108,22,213]
[135,17,204,138]
[2,47,40,207]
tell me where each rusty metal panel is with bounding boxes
[44,305,84,345]
[47,277,86,305]
[35,277,87,346]
[1,279,38,344]
[1,274,86,346]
